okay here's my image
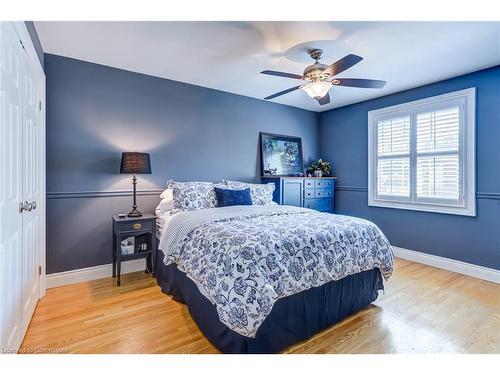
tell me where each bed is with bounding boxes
[155,201,394,353]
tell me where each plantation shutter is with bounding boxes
[416,105,462,203]
[376,115,411,198]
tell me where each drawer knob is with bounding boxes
[133,223,142,230]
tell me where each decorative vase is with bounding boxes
[314,169,323,178]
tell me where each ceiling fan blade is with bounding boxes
[261,70,304,80]
[264,85,302,100]
[323,54,363,77]
[332,78,386,89]
[317,93,330,105]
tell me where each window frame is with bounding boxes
[368,88,476,216]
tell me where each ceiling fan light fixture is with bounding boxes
[302,81,332,100]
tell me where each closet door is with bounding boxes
[0,22,24,352]
[20,46,42,336]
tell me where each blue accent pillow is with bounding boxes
[214,187,253,207]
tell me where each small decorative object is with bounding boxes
[121,237,135,255]
[260,132,304,176]
[117,213,127,218]
[137,241,148,252]
[307,158,331,177]
[120,152,152,217]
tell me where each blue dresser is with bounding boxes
[261,176,336,213]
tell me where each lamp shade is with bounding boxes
[120,152,151,174]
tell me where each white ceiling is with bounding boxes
[35,21,500,112]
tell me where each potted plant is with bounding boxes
[307,158,331,177]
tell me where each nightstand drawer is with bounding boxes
[119,220,153,233]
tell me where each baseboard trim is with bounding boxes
[392,246,500,284]
[46,259,146,289]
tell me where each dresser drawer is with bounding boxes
[304,199,321,210]
[315,180,326,188]
[304,189,315,198]
[324,179,334,188]
[119,220,154,233]
[319,199,334,212]
[324,188,333,198]
[315,189,326,198]
[304,179,315,189]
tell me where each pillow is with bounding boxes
[159,188,172,200]
[223,180,276,205]
[171,181,217,213]
[214,187,252,207]
[159,179,174,200]
[155,198,174,216]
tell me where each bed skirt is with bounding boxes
[155,249,384,353]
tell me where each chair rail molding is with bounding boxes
[335,185,499,200]
[46,189,164,199]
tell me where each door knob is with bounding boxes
[31,201,37,210]
[25,201,32,212]
[19,202,26,213]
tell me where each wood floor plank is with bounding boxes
[20,259,500,354]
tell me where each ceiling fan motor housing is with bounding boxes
[303,63,330,81]
[304,49,331,81]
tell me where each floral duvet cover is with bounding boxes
[158,205,393,337]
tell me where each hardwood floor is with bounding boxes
[20,258,500,354]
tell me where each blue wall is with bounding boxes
[45,51,499,273]
[45,54,319,273]
[319,66,500,270]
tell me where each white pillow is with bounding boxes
[155,198,174,217]
[160,179,174,200]
[159,188,172,200]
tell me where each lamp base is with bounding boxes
[127,208,142,217]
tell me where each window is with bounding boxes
[368,88,476,216]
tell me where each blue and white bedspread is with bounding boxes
[158,205,394,337]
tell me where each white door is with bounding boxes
[20,44,42,337]
[0,22,24,352]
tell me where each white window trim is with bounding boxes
[368,88,476,216]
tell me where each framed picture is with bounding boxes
[260,132,304,176]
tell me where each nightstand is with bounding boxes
[112,214,157,286]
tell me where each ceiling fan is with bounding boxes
[261,49,386,105]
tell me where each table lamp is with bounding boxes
[120,152,151,217]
